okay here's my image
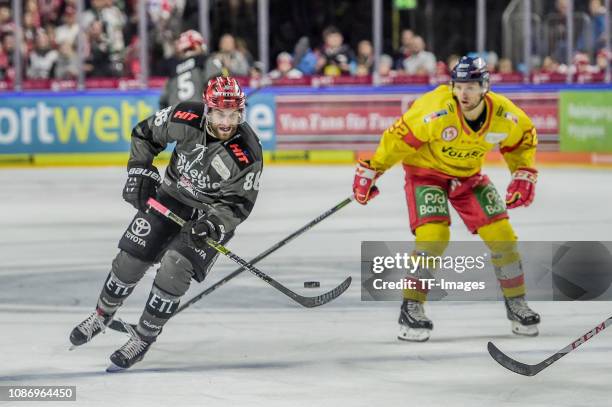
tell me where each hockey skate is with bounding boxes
[398,300,433,342]
[106,326,155,372]
[69,308,113,349]
[505,295,540,337]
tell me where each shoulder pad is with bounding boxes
[170,101,206,130]
[224,135,254,170]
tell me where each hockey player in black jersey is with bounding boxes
[69,77,263,372]
[159,30,209,109]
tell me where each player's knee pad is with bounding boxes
[415,221,450,256]
[111,250,152,284]
[154,249,195,297]
[169,230,235,282]
[478,218,517,242]
[98,251,151,313]
[478,219,520,267]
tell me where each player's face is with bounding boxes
[453,82,484,112]
[207,108,244,141]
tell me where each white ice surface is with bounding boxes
[1,165,611,407]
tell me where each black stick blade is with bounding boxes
[296,277,352,308]
[487,342,539,376]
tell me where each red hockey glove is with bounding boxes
[505,168,538,209]
[352,160,382,205]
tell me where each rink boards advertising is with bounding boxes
[0,85,611,165]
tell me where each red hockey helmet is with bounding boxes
[176,30,206,53]
[204,76,246,127]
[204,76,246,110]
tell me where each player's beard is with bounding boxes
[208,122,237,141]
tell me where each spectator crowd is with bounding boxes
[0,0,609,84]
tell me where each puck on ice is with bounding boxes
[304,281,320,288]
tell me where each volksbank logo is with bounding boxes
[415,186,449,218]
[441,146,484,159]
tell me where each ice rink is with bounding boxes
[1,164,611,406]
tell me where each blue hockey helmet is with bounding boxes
[451,56,490,91]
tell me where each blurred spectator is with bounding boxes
[377,54,395,77]
[498,58,514,74]
[0,42,8,80]
[23,9,40,53]
[356,40,374,74]
[0,4,11,29]
[435,61,448,76]
[25,0,41,28]
[595,49,610,73]
[123,36,141,77]
[548,0,589,62]
[84,20,113,77]
[236,37,255,67]
[148,0,185,63]
[401,36,436,75]
[354,64,369,76]
[1,33,15,80]
[394,29,414,69]
[205,33,250,79]
[573,52,599,74]
[485,51,499,72]
[53,41,79,79]
[589,0,607,53]
[249,60,265,81]
[317,25,355,76]
[55,6,79,47]
[540,55,561,73]
[0,4,15,41]
[293,36,318,75]
[83,0,126,75]
[549,0,569,62]
[446,54,460,72]
[38,0,64,26]
[268,52,303,79]
[27,29,58,79]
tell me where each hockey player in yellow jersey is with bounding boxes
[353,56,540,342]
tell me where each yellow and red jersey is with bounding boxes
[369,85,537,177]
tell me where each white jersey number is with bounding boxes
[177,71,195,100]
[243,171,261,191]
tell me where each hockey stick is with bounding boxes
[109,196,354,333]
[488,316,612,376]
[148,197,352,305]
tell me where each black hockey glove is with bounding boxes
[181,212,225,250]
[122,165,161,212]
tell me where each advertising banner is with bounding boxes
[245,92,276,151]
[0,87,572,159]
[0,91,158,154]
[0,90,278,156]
[275,91,559,150]
[559,91,612,152]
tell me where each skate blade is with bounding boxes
[106,362,126,373]
[397,326,431,342]
[511,321,539,337]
